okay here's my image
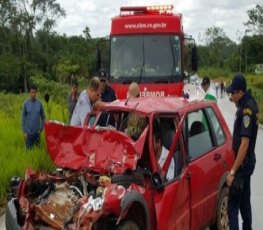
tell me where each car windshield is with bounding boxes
[110,35,182,83]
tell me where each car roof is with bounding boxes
[103,97,211,115]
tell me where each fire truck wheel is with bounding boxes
[111,172,144,188]
[210,186,229,230]
[117,220,140,230]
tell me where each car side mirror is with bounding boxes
[151,172,164,191]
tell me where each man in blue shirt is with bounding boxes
[22,85,45,149]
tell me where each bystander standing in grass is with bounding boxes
[67,81,79,122]
[21,85,45,149]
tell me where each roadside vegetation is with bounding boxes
[0,92,66,206]
[246,74,263,123]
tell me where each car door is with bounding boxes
[152,114,191,230]
[185,107,227,229]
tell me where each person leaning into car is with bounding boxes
[70,77,102,126]
[226,74,258,230]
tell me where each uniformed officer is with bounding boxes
[97,70,116,126]
[226,74,258,230]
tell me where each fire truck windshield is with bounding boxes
[110,35,182,83]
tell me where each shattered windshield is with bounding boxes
[110,35,182,83]
[95,110,148,141]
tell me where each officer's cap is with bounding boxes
[227,74,246,94]
[98,69,108,81]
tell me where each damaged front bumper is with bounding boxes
[5,168,146,230]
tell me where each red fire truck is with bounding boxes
[97,5,197,99]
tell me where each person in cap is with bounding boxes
[201,76,217,101]
[97,70,116,126]
[67,81,79,122]
[226,74,258,230]
[98,70,116,103]
[70,77,102,126]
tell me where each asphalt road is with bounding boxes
[0,96,262,229]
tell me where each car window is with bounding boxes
[206,107,226,146]
[186,109,213,160]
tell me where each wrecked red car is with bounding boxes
[6,97,234,230]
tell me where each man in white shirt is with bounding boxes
[153,120,175,181]
[70,77,102,126]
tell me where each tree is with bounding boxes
[203,26,226,46]
[198,26,237,70]
[0,54,21,92]
[0,0,66,92]
[245,4,263,35]
[54,59,80,83]
[83,26,91,40]
[242,35,263,72]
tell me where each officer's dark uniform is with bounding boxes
[97,85,116,126]
[228,91,258,230]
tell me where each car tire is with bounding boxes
[211,186,229,230]
[111,172,144,188]
[117,220,140,230]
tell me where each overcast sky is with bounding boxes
[55,0,261,43]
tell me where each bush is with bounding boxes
[198,67,231,79]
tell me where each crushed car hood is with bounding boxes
[45,121,148,174]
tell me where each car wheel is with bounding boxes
[212,186,229,230]
[111,172,144,188]
[118,220,140,230]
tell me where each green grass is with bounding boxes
[0,93,67,203]
[242,74,263,124]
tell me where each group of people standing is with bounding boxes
[67,71,140,126]
[22,71,141,149]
